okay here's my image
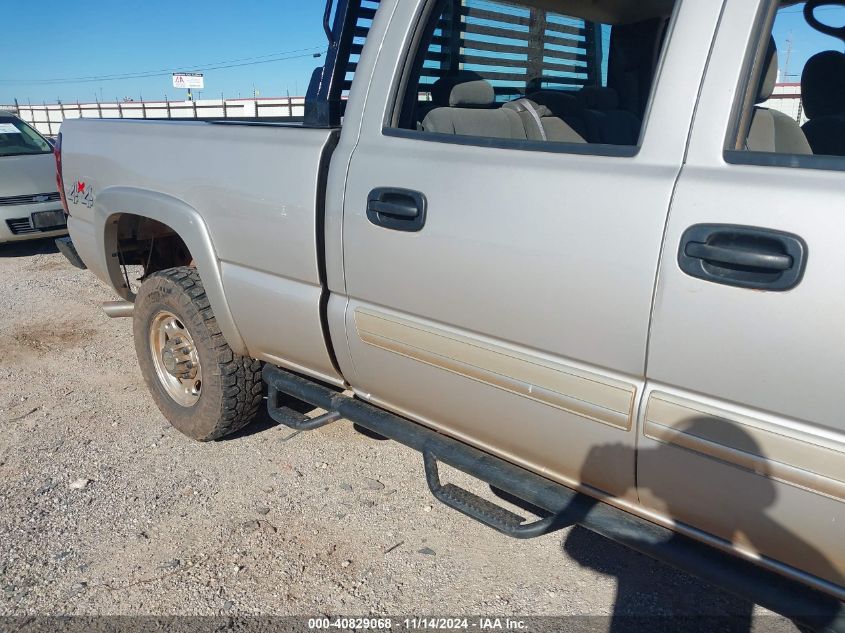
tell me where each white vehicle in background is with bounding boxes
[0,112,67,244]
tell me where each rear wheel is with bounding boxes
[133,267,263,441]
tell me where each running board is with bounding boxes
[423,452,559,539]
[266,384,341,430]
[262,364,845,632]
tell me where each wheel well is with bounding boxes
[112,214,194,280]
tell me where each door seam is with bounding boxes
[637,0,731,501]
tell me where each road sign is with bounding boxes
[172,73,204,90]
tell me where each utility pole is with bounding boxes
[782,31,795,82]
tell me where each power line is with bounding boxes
[0,45,325,86]
[779,5,844,14]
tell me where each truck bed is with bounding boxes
[61,118,342,383]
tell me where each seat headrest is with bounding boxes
[527,90,580,115]
[431,72,496,108]
[802,51,845,119]
[576,86,621,110]
[757,37,779,103]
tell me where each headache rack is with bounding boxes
[304,0,625,125]
[305,0,380,127]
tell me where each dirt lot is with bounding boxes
[0,239,797,631]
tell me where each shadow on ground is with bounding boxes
[0,237,61,258]
[223,395,315,441]
[561,526,758,632]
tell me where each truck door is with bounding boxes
[336,0,722,497]
[641,0,845,590]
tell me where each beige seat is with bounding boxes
[747,39,812,155]
[422,74,527,139]
[422,73,585,144]
[504,98,586,144]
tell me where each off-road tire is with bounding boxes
[133,267,263,441]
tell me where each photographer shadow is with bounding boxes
[498,417,844,632]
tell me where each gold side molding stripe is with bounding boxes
[355,309,635,430]
[645,392,845,502]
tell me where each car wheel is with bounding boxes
[133,266,263,441]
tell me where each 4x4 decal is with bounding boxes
[67,180,94,208]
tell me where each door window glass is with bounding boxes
[729,1,845,168]
[389,0,677,149]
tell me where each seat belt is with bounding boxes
[509,99,547,141]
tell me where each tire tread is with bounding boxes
[137,267,263,441]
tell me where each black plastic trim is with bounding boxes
[366,187,427,232]
[678,224,807,291]
[315,130,344,377]
[262,363,845,631]
[382,126,640,158]
[725,149,845,173]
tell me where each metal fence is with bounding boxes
[765,84,807,125]
[3,86,805,139]
[1,96,306,137]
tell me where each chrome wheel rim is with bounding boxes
[149,311,202,407]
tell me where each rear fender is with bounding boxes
[93,186,248,356]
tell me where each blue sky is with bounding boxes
[0,1,328,104]
[0,1,843,105]
[773,4,845,82]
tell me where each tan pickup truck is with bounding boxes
[55,0,845,629]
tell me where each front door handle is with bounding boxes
[367,188,427,232]
[678,224,807,291]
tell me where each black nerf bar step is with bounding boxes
[262,364,845,633]
[266,384,341,430]
[423,451,559,539]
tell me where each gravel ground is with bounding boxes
[0,239,798,632]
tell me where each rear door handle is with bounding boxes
[678,224,807,291]
[369,200,419,219]
[367,188,427,232]
[684,243,793,271]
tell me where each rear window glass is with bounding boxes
[0,117,52,157]
[390,0,675,149]
[416,1,610,102]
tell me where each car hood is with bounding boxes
[0,153,57,197]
